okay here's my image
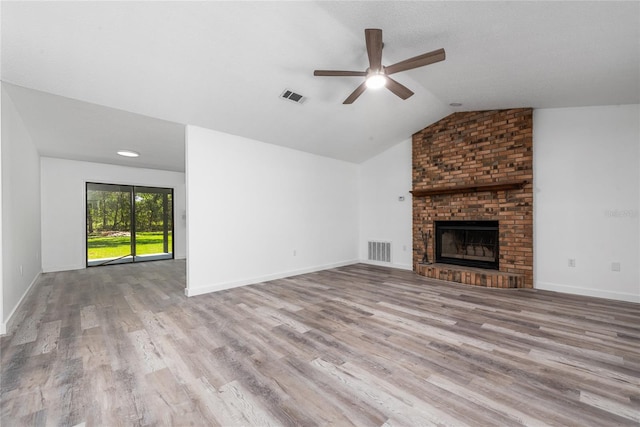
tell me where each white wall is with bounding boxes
[185,126,359,296]
[1,86,43,333]
[534,104,639,302]
[1,82,4,332]
[41,157,186,272]
[359,138,413,269]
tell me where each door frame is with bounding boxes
[85,182,175,267]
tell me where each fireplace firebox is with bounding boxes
[435,221,499,270]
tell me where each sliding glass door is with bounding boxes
[86,183,133,265]
[134,187,173,262]
[86,183,173,267]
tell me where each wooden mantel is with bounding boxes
[410,180,529,198]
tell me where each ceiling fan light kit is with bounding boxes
[314,28,445,104]
[365,72,387,89]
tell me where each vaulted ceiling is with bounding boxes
[2,1,638,172]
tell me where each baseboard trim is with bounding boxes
[185,259,359,297]
[1,270,42,336]
[42,264,84,273]
[536,280,640,303]
[359,260,413,271]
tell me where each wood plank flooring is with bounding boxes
[1,261,639,426]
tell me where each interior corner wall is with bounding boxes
[358,138,413,270]
[1,85,42,333]
[185,126,359,296]
[534,104,640,302]
[0,84,3,333]
[40,157,186,273]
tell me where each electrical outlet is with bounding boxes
[611,262,621,272]
[568,258,576,268]
[19,265,23,276]
[402,245,407,251]
[293,249,297,256]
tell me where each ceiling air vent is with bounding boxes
[280,89,306,104]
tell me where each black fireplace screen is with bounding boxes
[435,221,499,270]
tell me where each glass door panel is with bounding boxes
[86,183,174,267]
[86,183,134,266]
[134,187,173,262]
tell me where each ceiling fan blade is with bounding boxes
[385,77,414,100]
[343,82,368,104]
[385,48,446,75]
[365,28,383,71]
[314,70,367,77]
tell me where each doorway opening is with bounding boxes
[86,182,174,267]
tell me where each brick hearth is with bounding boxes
[416,263,524,288]
[412,108,533,288]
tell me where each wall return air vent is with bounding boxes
[280,89,306,104]
[368,241,391,263]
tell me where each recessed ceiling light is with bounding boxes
[449,102,463,107]
[117,150,140,158]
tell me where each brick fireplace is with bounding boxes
[412,108,533,288]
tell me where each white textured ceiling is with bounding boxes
[2,1,639,172]
[3,83,185,172]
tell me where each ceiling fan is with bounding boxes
[314,28,445,104]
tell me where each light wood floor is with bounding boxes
[1,261,639,426]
